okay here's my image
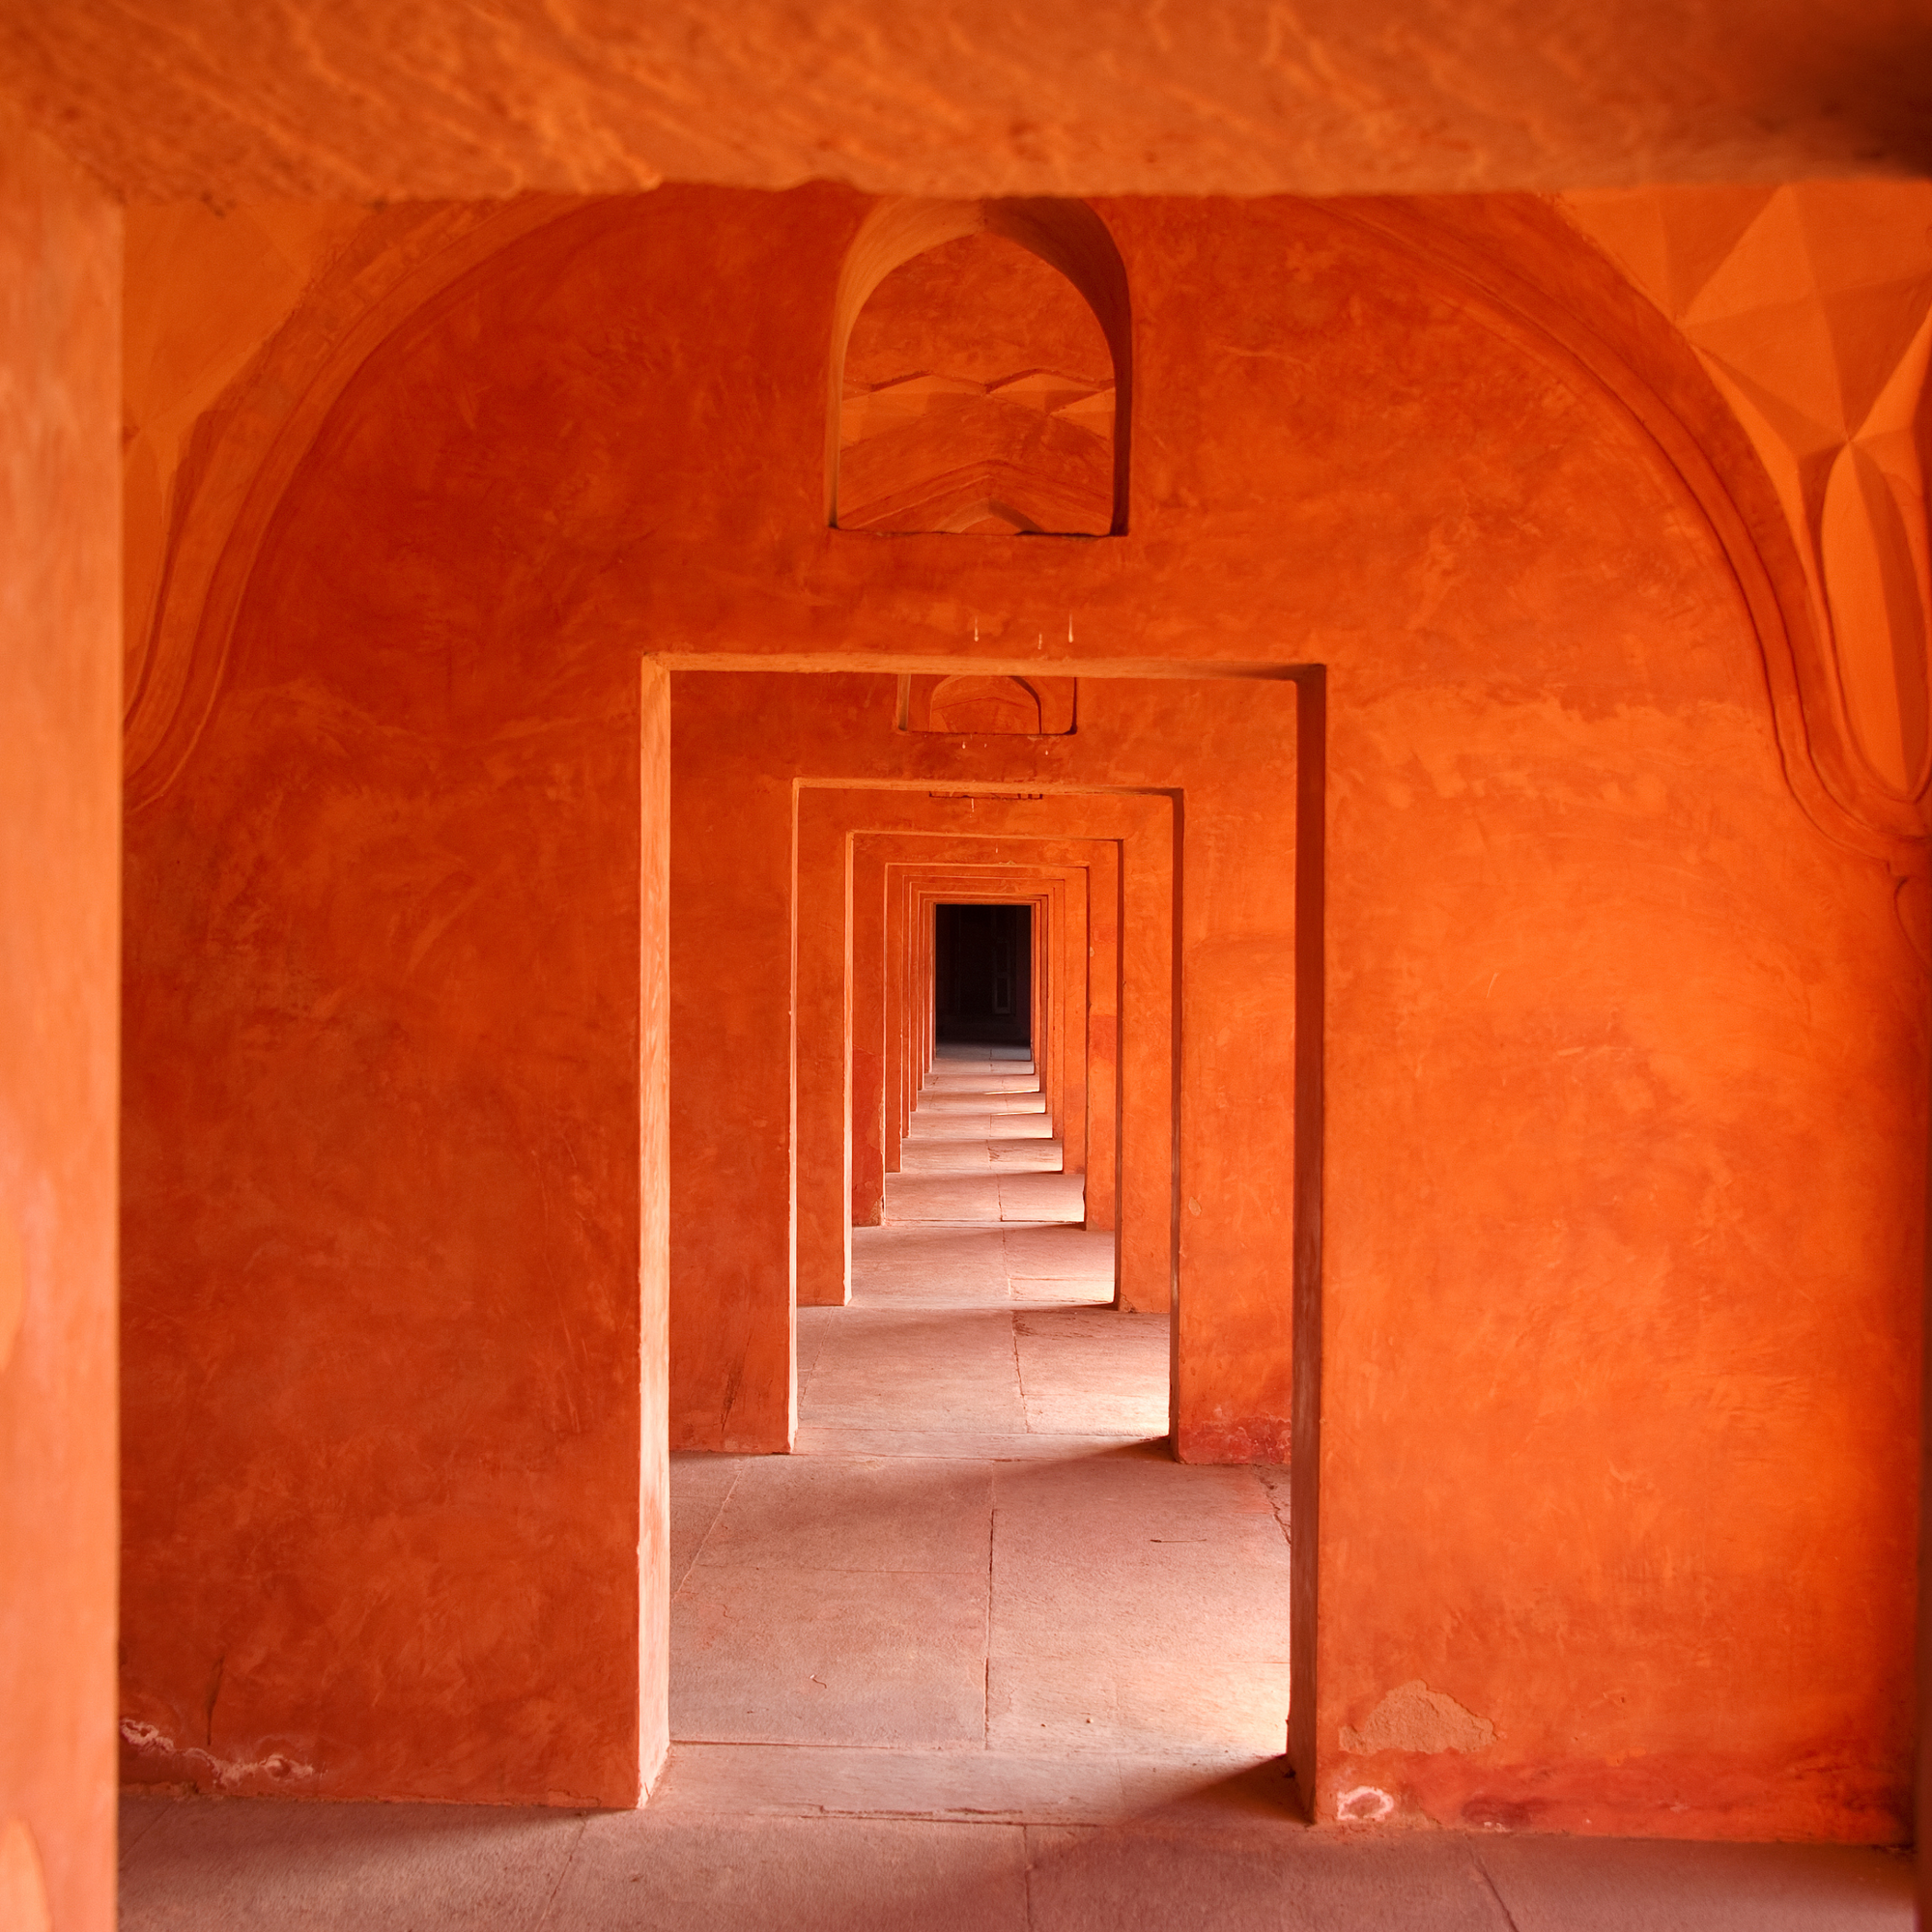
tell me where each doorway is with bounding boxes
[665,666,1309,1811]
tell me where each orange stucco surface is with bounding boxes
[101,178,1924,1851]
[119,219,662,1800]
[0,99,121,1932]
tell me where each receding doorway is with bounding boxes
[666,664,1304,1827]
[667,667,1302,1812]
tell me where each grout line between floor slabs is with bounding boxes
[528,1813,592,1932]
[1008,1301,1035,1436]
[674,1464,745,1595]
[983,1469,997,1749]
[1467,1841,1527,1932]
[114,1796,178,1872]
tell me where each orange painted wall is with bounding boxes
[118,224,662,1800]
[122,199,368,710]
[14,6,1932,209]
[1313,686,1922,1834]
[116,187,1923,1837]
[637,666,672,1795]
[668,673,797,1452]
[0,101,121,1932]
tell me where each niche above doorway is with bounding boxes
[830,199,1132,537]
[899,673,1078,735]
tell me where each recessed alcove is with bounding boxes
[829,198,1133,535]
[900,672,1078,734]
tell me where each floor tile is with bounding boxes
[1022,1388,1170,1434]
[986,1454,1293,1760]
[118,1794,173,1867]
[1023,1824,1511,1932]
[990,1448,1282,1541]
[799,1307,1028,1432]
[986,1644,1293,1761]
[1015,1309,1170,1435]
[802,1375,1027,1433]
[791,1426,1150,1461]
[901,1140,991,1172]
[988,1140,1064,1171]
[550,1811,1031,1932]
[668,1451,742,1592]
[690,1455,991,1575]
[848,1225,1009,1300]
[884,1175,1004,1220]
[999,1172,1086,1222]
[1109,1753,1304,1822]
[671,1565,989,1747]
[652,1742,1132,1824]
[1474,1835,1914,1930]
[1003,1224,1117,1281]
[118,1798,582,1932]
[1009,1279,1114,1307]
[910,1110,1048,1137]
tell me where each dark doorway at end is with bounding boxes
[934,902,1031,1046]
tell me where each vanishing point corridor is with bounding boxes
[18,36,1932,1926]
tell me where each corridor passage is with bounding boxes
[113,1051,1915,1926]
[671,1040,1288,1783]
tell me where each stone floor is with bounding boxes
[116,1045,1915,1927]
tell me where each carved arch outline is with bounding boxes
[128,190,1920,876]
[122,197,587,813]
[1323,196,1928,867]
